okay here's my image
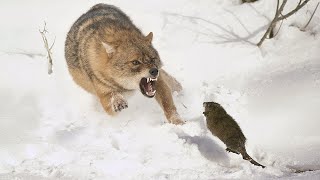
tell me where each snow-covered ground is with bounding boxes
[1,0,320,179]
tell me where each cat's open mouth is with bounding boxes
[139,77,157,98]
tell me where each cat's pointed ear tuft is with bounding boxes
[102,42,115,57]
[145,32,153,44]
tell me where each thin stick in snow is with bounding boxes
[257,0,287,46]
[301,2,320,31]
[39,22,55,75]
[257,0,311,46]
[278,0,311,21]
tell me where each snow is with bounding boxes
[1,0,320,179]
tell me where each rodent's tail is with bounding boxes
[241,150,266,168]
[248,157,266,168]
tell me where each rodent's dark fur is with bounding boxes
[203,102,265,168]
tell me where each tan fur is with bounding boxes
[65,4,184,124]
[161,70,183,93]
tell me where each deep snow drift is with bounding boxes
[1,0,320,179]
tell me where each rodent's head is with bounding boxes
[101,32,162,98]
[203,102,222,116]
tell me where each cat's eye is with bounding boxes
[132,60,141,65]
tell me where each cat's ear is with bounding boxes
[102,42,115,57]
[145,32,153,44]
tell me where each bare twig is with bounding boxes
[39,22,55,75]
[272,18,284,37]
[301,2,319,31]
[268,0,282,38]
[257,0,287,46]
[242,0,258,3]
[181,102,188,109]
[279,0,311,20]
[257,0,311,46]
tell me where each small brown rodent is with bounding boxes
[203,102,265,168]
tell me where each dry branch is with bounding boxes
[39,22,55,75]
[242,0,258,3]
[257,0,287,46]
[278,0,311,21]
[301,2,319,31]
[257,0,311,46]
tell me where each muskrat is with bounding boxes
[203,101,265,168]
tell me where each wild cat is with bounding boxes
[65,4,184,124]
[203,102,265,168]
